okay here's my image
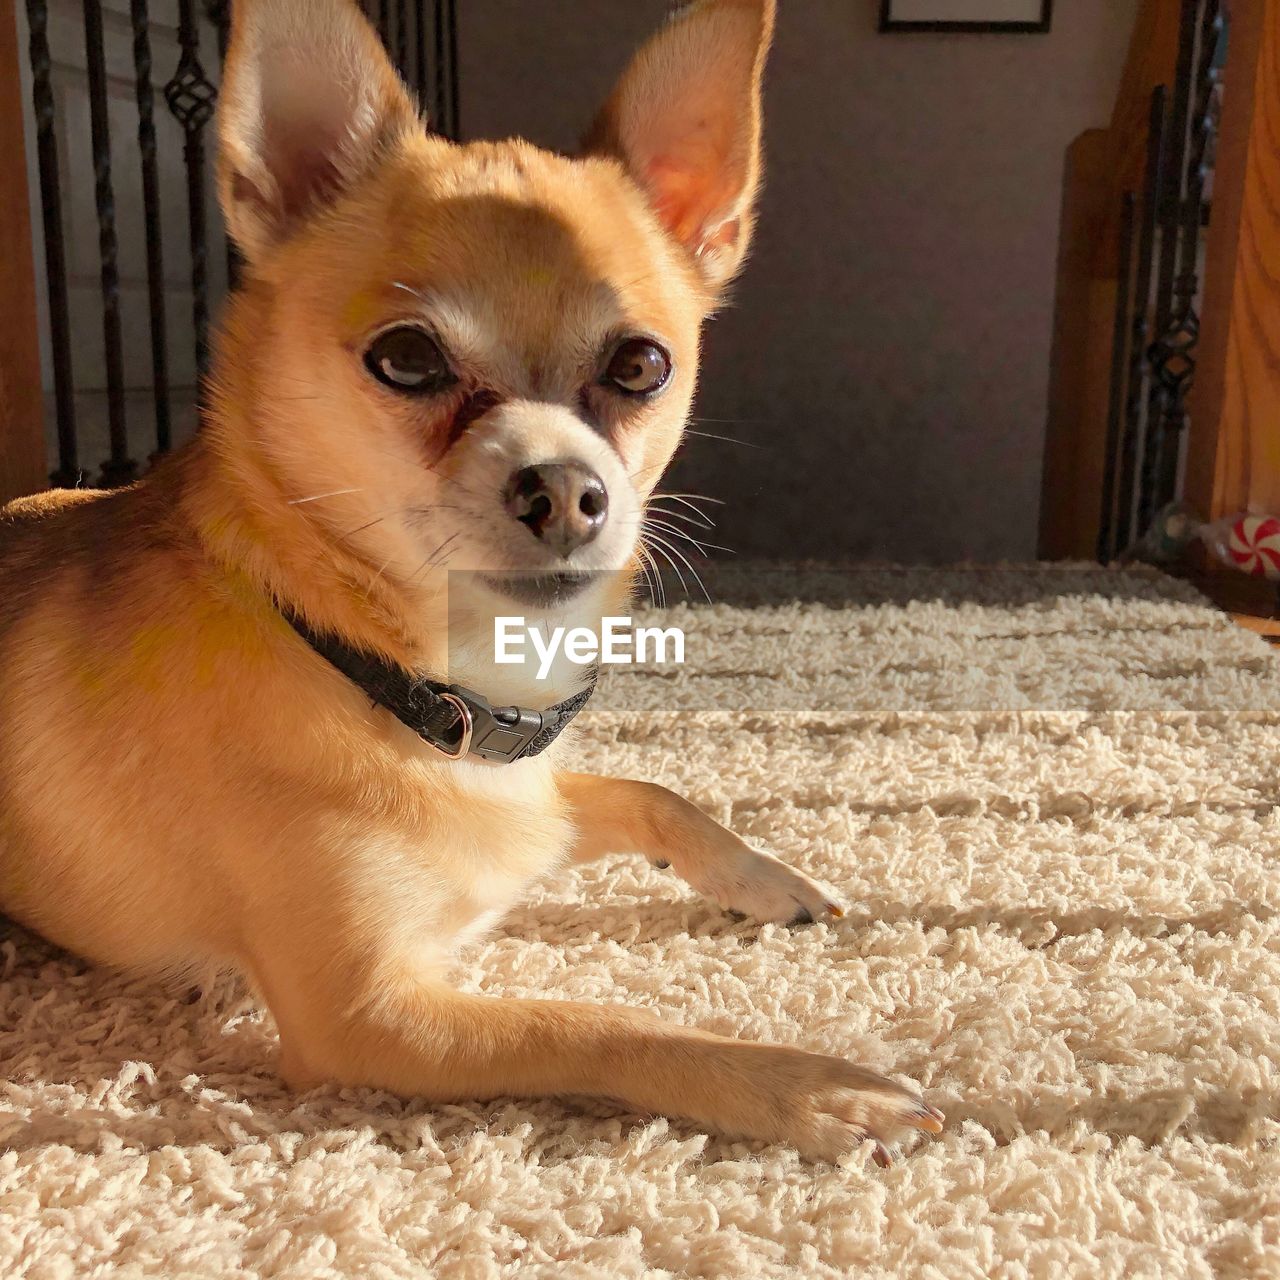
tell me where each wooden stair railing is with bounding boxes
[1038,0,1186,560]
[0,0,45,507]
[1040,0,1280,563]
[1185,0,1280,524]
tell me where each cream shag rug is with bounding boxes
[2,567,1278,1278]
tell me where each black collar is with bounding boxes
[282,609,596,764]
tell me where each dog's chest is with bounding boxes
[359,752,573,959]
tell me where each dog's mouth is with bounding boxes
[480,571,595,606]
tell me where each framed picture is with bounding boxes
[879,0,1053,33]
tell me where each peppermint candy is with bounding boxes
[1226,515,1280,579]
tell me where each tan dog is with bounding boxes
[0,0,941,1162]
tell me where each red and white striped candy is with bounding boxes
[1226,515,1280,579]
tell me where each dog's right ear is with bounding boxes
[217,0,418,261]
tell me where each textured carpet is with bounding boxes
[2,567,1278,1278]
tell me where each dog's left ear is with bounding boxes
[585,0,776,296]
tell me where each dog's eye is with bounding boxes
[364,327,456,394]
[603,338,671,396]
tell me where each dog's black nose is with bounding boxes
[504,462,609,558]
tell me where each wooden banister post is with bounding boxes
[0,0,46,504]
[1185,0,1280,522]
[1039,132,1114,559]
[1038,0,1183,559]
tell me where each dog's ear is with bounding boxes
[217,0,418,261]
[585,0,775,295]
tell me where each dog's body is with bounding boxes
[0,0,940,1161]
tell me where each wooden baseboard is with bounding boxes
[1174,561,1280,643]
[1231,614,1280,642]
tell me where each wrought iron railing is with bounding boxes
[23,0,460,488]
[1095,0,1224,563]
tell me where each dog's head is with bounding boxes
[210,0,772,620]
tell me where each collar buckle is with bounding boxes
[441,685,546,764]
[431,692,474,760]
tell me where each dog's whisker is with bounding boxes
[641,534,693,600]
[644,517,733,557]
[334,515,389,543]
[629,532,660,596]
[646,503,716,531]
[427,531,462,569]
[643,523,726,565]
[683,428,763,450]
[640,540,680,604]
[361,550,399,604]
[407,531,463,587]
[288,488,364,506]
[645,532,712,604]
[633,544,662,608]
[391,280,429,303]
[651,491,726,509]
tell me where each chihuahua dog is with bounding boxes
[0,0,941,1162]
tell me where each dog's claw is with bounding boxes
[913,1103,945,1134]
[790,899,844,926]
[859,1101,943,1169]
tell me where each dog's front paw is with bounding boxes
[700,1042,944,1164]
[784,1061,945,1165]
[664,842,844,925]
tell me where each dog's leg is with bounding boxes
[254,945,942,1163]
[559,773,844,925]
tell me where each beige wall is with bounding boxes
[460,0,1137,562]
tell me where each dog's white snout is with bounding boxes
[457,399,640,571]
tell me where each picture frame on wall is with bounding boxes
[879,0,1053,33]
